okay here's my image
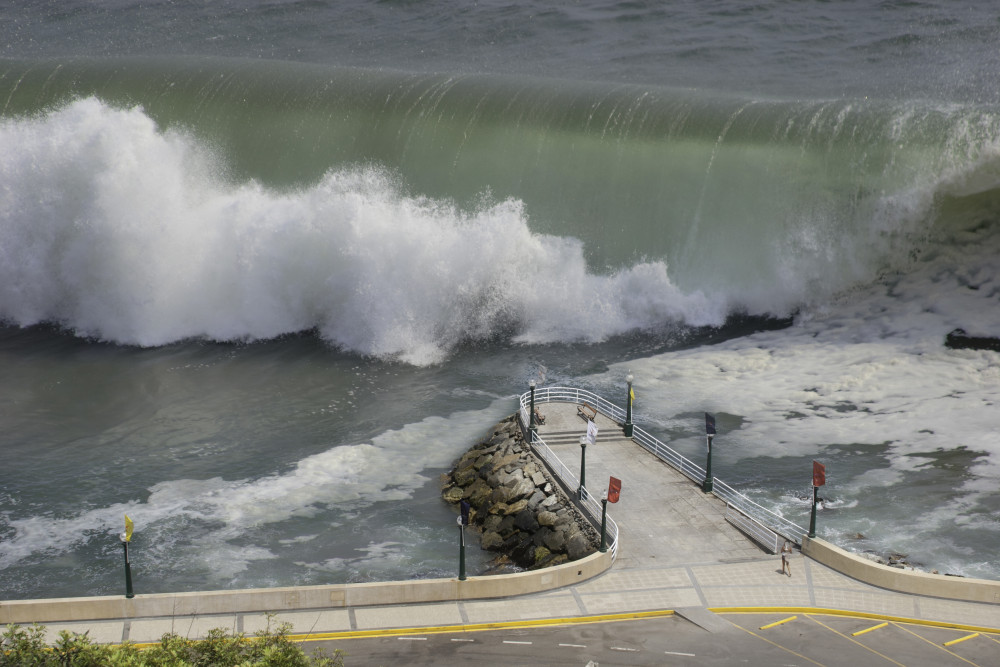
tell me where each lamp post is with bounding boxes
[579,435,587,499]
[457,515,466,581]
[120,535,134,599]
[458,500,470,581]
[809,485,818,539]
[809,461,825,539]
[624,373,634,437]
[528,380,537,439]
[702,412,715,494]
[600,490,609,553]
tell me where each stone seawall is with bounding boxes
[441,414,599,570]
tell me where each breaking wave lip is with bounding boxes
[5,94,998,365]
[0,97,733,365]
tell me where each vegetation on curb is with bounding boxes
[0,616,345,667]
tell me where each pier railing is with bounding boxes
[516,387,620,560]
[528,431,620,562]
[519,386,808,545]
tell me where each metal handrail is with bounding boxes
[525,428,620,562]
[726,503,780,554]
[519,386,808,545]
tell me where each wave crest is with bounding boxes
[0,98,725,363]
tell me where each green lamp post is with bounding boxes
[702,413,715,494]
[624,373,634,437]
[528,380,537,439]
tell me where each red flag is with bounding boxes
[607,476,622,503]
[813,461,826,487]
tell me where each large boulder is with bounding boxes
[514,510,539,532]
[453,465,477,488]
[566,531,591,561]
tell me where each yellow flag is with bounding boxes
[629,387,635,402]
[124,515,134,542]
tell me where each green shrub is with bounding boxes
[1,620,345,667]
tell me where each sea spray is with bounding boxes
[0,98,726,364]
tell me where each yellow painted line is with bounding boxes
[944,632,980,647]
[711,606,1000,635]
[892,623,979,667]
[115,609,675,648]
[286,609,676,643]
[724,620,826,667]
[759,615,797,630]
[806,615,904,667]
[852,621,888,637]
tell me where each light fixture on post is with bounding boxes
[624,373,634,437]
[579,435,588,499]
[600,490,609,553]
[528,380,537,439]
[119,515,134,599]
[702,413,716,493]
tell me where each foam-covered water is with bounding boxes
[2,1,1000,598]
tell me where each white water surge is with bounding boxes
[0,99,728,365]
[605,221,1000,578]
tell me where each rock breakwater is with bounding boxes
[441,414,599,571]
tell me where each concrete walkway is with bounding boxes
[23,403,1000,645]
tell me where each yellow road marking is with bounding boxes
[806,615,904,667]
[724,618,826,667]
[944,632,980,647]
[852,621,888,637]
[288,608,675,643]
[892,623,980,667]
[712,606,1000,635]
[760,615,797,630]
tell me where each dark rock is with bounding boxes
[497,514,516,538]
[514,510,539,532]
[508,477,536,502]
[542,528,566,552]
[945,328,1000,351]
[533,546,551,565]
[504,499,528,516]
[526,490,546,510]
[510,535,536,569]
[566,531,590,561]
[537,511,558,527]
[483,514,503,533]
[466,479,492,507]
[481,531,504,550]
[453,465,477,487]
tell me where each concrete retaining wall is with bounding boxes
[802,536,1000,605]
[0,549,613,624]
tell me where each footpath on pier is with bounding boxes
[11,402,1000,648]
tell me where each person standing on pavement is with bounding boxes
[781,541,793,576]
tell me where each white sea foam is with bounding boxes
[0,398,512,577]
[603,222,1000,577]
[0,98,728,365]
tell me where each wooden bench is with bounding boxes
[577,403,597,421]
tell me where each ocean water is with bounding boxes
[2,1,1000,599]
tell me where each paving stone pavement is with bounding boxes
[29,401,1000,645]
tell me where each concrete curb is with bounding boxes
[0,550,613,624]
[802,536,1000,604]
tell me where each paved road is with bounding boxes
[307,612,1000,666]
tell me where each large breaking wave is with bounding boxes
[4,59,1000,363]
